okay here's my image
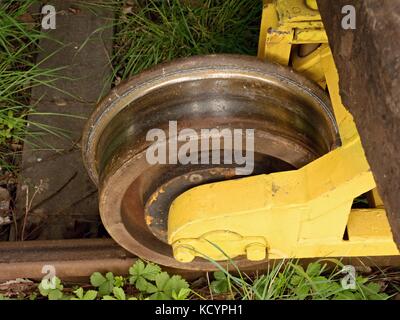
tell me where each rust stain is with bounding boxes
[145,214,154,226]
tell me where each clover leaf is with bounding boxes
[72,287,98,300]
[90,271,115,295]
[38,276,64,300]
[129,260,161,291]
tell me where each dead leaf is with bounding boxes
[18,13,35,23]
[68,7,81,15]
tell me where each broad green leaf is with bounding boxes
[214,271,226,281]
[365,282,381,294]
[290,275,302,286]
[142,263,162,281]
[129,260,162,293]
[211,279,229,294]
[291,264,306,277]
[312,276,329,289]
[356,276,369,285]
[54,277,63,289]
[128,260,144,285]
[129,260,145,282]
[105,272,115,282]
[38,277,63,297]
[29,293,37,300]
[73,287,84,299]
[354,292,364,299]
[114,276,125,288]
[172,288,191,300]
[136,277,150,292]
[38,282,49,296]
[164,275,189,296]
[334,290,356,300]
[367,293,388,300]
[149,292,170,300]
[113,287,126,300]
[155,272,170,291]
[294,284,310,300]
[306,262,322,277]
[129,260,161,283]
[90,272,106,287]
[99,279,114,296]
[145,282,158,294]
[83,290,98,300]
[48,289,63,300]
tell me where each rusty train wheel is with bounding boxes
[82,55,340,271]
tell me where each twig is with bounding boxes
[21,179,43,241]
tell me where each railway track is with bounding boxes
[2,238,400,282]
[1,1,400,284]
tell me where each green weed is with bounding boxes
[22,259,393,301]
[0,0,61,170]
[112,0,262,80]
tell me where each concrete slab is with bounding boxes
[14,0,113,240]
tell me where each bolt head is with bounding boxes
[173,245,195,263]
[246,243,266,261]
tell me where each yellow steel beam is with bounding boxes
[368,189,385,208]
[292,44,328,88]
[259,0,328,63]
[259,2,293,65]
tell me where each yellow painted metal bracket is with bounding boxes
[168,131,398,262]
[168,0,400,263]
[258,0,327,65]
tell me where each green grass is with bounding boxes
[111,0,262,80]
[72,0,261,102]
[185,242,395,300]
[0,0,67,171]
[203,259,393,300]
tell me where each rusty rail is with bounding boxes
[0,239,207,282]
[0,239,135,282]
[1,239,399,282]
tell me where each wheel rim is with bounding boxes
[82,54,340,270]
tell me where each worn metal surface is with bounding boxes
[82,54,339,270]
[0,239,134,282]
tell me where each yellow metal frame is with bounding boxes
[167,0,399,263]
